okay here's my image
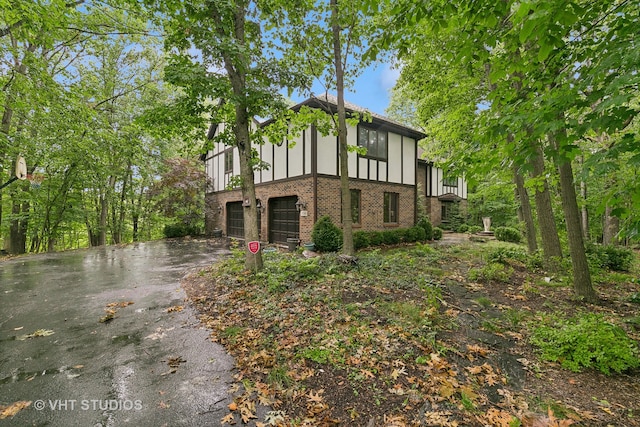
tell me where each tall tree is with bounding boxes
[146,0,308,270]
[278,0,376,256]
[377,0,639,301]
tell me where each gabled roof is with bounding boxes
[262,93,427,141]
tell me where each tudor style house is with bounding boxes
[202,95,467,244]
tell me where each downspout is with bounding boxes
[311,124,318,223]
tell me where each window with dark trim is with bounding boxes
[358,125,387,160]
[442,174,458,187]
[224,149,233,174]
[440,202,454,222]
[383,192,399,224]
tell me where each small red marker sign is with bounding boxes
[248,241,260,254]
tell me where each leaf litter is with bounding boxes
[99,301,134,323]
[182,242,640,426]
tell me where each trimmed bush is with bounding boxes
[403,226,423,243]
[382,229,402,245]
[311,215,343,252]
[531,313,640,375]
[353,231,370,250]
[416,217,433,240]
[494,226,521,243]
[368,231,384,246]
[432,227,443,240]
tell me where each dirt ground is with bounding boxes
[181,234,640,426]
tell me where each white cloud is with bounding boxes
[379,63,401,90]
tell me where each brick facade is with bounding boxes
[316,176,415,232]
[205,175,418,244]
[205,176,316,243]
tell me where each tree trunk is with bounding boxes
[331,0,354,256]
[1,43,37,251]
[237,117,263,271]
[603,205,619,246]
[512,163,537,253]
[549,132,596,302]
[530,142,563,271]
[9,187,29,254]
[222,0,262,271]
[98,191,108,246]
[578,156,589,241]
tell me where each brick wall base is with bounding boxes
[205,175,419,243]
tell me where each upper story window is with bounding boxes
[358,125,387,161]
[224,149,233,174]
[442,174,458,187]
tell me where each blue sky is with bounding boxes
[289,62,401,117]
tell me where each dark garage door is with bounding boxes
[226,201,244,238]
[226,201,262,239]
[269,196,299,244]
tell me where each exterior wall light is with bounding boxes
[295,197,306,212]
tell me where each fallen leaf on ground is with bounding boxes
[221,413,236,424]
[17,329,55,340]
[0,401,31,419]
[167,305,184,313]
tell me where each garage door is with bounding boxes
[226,201,244,238]
[226,201,262,239]
[269,196,299,244]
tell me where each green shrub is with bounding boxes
[587,244,634,272]
[353,231,370,250]
[456,224,470,233]
[487,247,528,264]
[382,229,402,245]
[163,223,199,238]
[403,226,426,243]
[467,225,483,234]
[494,226,521,243]
[530,313,640,375]
[432,227,443,240]
[311,215,343,252]
[468,262,513,283]
[416,217,433,240]
[413,226,428,242]
[368,231,384,246]
[525,250,545,271]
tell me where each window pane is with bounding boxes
[358,127,368,150]
[390,193,398,223]
[443,174,457,187]
[384,192,398,223]
[377,132,387,159]
[225,150,233,173]
[369,130,377,157]
[383,192,390,223]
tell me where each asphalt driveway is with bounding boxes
[0,238,235,426]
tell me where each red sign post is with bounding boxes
[247,241,260,254]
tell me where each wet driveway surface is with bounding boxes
[0,239,234,426]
